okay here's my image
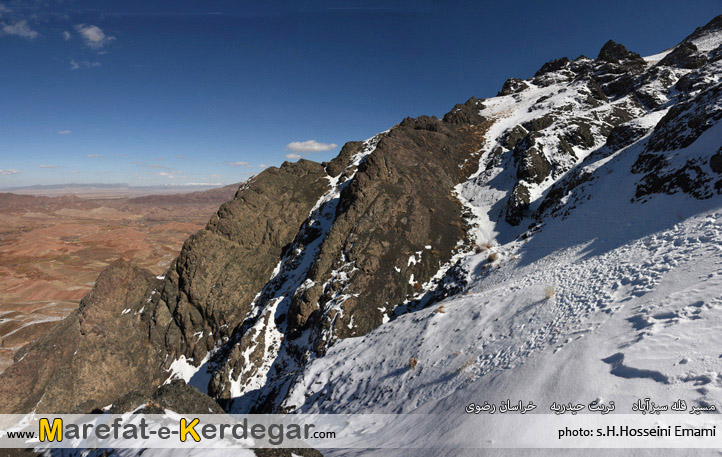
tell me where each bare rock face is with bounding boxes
[0,260,160,413]
[632,81,722,200]
[325,141,365,177]
[658,42,707,69]
[605,121,650,151]
[108,379,225,414]
[505,183,531,226]
[205,100,492,411]
[302,110,490,341]
[145,159,329,365]
[645,82,722,153]
[513,132,553,184]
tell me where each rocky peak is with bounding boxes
[597,39,645,64]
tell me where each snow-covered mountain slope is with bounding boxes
[283,123,722,415]
[175,14,722,418]
[4,16,722,457]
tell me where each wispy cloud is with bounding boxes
[75,24,115,50]
[38,164,61,169]
[224,161,250,166]
[57,130,71,134]
[62,30,71,40]
[87,154,101,158]
[0,3,9,16]
[157,171,183,179]
[70,59,101,70]
[0,169,20,175]
[1,19,39,39]
[285,153,302,160]
[286,140,337,153]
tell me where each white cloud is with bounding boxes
[158,171,183,179]
[285,153,302,160]
[62,30,71,40]
[285,140,337,153]
[258,164,267,169]
[70,59,101,70]
[0,169,20,175]
[75,24,115,50]
[38,164,61,169]
[224,161,250,166]
[2,20,39,39]
[0,3,9,16]
[57,130,71,134]
[87,154,101,158]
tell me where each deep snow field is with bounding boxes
[279,111,722,456]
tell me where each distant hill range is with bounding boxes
[0,182,238,199]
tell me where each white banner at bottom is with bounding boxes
[0,413,720,449]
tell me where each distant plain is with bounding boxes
[0,184,238,372]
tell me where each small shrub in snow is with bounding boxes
[487,252,499,262]
[435,305,446,314]
[544,286,555,299]
[409,357,419,370]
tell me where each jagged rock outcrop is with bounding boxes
[498,78,528,96]
[207,99,492,410]
[597,40,645,64]
[298,108,489,340]
[505,183,531,226]
[108,379,225,414]
[604,119,651,150]
[534,57,570,77]
[146,159,329,365]
[512,132,554,184]
[658,42,707,69]
[0,260,161,413]
[633,81,722,200]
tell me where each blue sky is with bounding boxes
[1,0,721,187]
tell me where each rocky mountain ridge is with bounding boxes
[2,15,722,425]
